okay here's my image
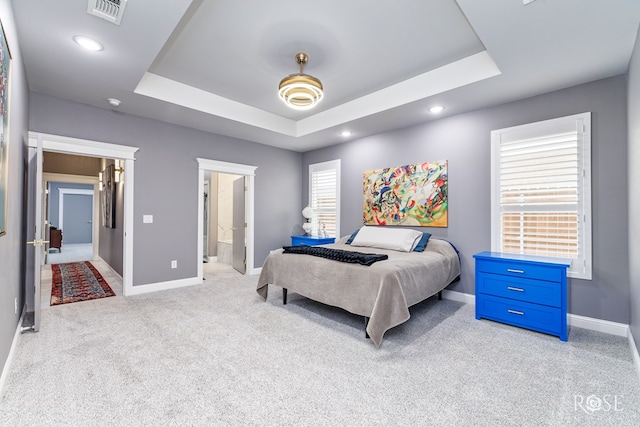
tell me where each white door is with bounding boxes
[231,177,246,274]
[25,144,44,332]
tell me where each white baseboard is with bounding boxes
[567,313,629,337]
[96,256,122,280]
[248,266,262,275]
[208,256,217,263]
[442,289,475,305]
[0,311,25,398]
[125,276,201,296]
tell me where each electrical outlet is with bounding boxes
[14,297,17,314]
[171,260,177,269]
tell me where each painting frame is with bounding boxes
[101,164,116,228]
[0,19,12,237]
[363,160,448,227]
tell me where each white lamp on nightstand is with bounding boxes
[302,206,314,235]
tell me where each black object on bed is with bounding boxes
[282,245,388,266]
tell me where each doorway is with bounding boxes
[197,158,257,282]
[205,172,245,273]
[25,132,138,332]
[43,176,99,265]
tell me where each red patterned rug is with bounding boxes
[51,261,115,306]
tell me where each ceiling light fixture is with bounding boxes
[108,98,121,107]
[73,35,103,51]
[278,52,323,110]
[340,130,352,138]
[429,105,444,114]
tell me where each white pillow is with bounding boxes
[349,226,423,252]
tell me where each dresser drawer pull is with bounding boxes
[507,269,525,274]
[507,286,525,292]
[507,309,525,316]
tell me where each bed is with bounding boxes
[256,227,461,346]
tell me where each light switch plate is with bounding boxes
[143,215,153,224]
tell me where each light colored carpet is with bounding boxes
[46,243,93,265]
[1,269,639,426]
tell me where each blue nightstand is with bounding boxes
[291,235,335,246]
[474,251,571,341]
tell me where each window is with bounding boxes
[309,160,341,238]
[491,113,591,279]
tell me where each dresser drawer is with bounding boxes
[475,258,563,283]
[476,272,561,307]
[291,236,336,246]
[476,294,563,337]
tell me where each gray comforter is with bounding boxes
[256,238,461,347]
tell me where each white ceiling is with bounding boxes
[11,0,640,152]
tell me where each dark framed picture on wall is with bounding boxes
[0,20,12,237]
[101,164,116,228]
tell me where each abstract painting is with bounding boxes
[363,161,448,227]
[0,20,10,237]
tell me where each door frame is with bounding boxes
[28,132,139,295]
[231,176,246,274]
[197,158,257,279]
[202,180,209,262]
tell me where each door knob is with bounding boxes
[26,239,49,246]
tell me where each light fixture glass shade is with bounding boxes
[279,52,323,110]
[279,75,323,110]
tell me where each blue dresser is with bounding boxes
[291,235,335,246]
[474,251,571,341]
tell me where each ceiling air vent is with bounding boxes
[87,0,128,25]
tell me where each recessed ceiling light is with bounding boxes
[340,130,352,138]
[73,36,103,51]
[429,105,444,114]
[108,98,121,107]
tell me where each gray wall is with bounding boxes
[303,75,630,324]
[0,0,29,384]
[28,92,302,286]
[47,182,92,230]
[628,27,640,347]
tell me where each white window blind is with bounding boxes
[309,160,340,237]
[491,113,591,279]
